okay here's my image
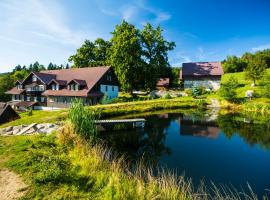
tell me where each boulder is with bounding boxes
[36,124,45,129]
[4,131,13,136]
[12,129,20,135]
[5,126,13,132]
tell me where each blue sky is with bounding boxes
[0,0,270,73]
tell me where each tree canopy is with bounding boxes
[68,38,111,68]
[245,55,267,85]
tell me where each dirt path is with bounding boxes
[0,169,28,200]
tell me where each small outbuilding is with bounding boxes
[180,62,224,90]
[0,103,20,125]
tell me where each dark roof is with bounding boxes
[33,72,56,84]
[0,103,20,125]
[0,103,7,113]
[48,79,67,86]
[68,79,87,86]
[15,101,38,107]
[181,62,224,79]
[156,78,170,87]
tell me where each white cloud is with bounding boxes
[0,0,96,47]
[98,0,171,24]
[120,5,138,21]
[0,0,103,72]
[196,47,205,60]
[251,44,270,52]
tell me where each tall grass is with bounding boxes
[243,102,270,115]
[1,126,268,199]
[68,99,99,142]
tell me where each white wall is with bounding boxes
[100,85,119,99]
[184,79,221,91]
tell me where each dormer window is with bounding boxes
[32,75,37,82]
[70,83,79,91]
[52,84,59,91]
[16,84,22,89]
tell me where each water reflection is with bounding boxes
[99,111,270,197]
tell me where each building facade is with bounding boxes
[180,62,224,91]
[6,67,119,110]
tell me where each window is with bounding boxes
[34,97,37,102]
[16,84,22,89]
[41,97,45,103]
[107,75,112,81]
[32,75,37,82]
[39,85,45,91]
[105,86,108,92]
[27,96,30,101]
[112,86,114,92]
[75,84,79,91]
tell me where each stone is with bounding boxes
[245,90,254,98]
[5,126,13,132]
[17,123,37,135]
[12,129,20,135]
[36,124,45,129]
[47,124,55,128]
[5,131,13,136]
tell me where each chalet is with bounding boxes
[6,67,119,110]
[0,103,20,125]
[180,62,224,90]
[156,78,170,90]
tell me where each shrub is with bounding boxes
[68,99,98,142]
[164,93,172,99]
[191,86,204,97]
[262,73,270,98]
[219,76,239,101]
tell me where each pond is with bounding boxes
[100,110,270,198]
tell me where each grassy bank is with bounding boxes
[0,129,260,199]
[0,97,198,128]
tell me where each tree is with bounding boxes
[262,73,270,98]
[222,55,245,73]
[245,55,267,85]
[12,70,28,81]
[108,20,142,93]
[0,73,15,102]
[69,38,110,68]
[140,23,175,90]
[219,76,239,101]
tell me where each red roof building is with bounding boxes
[6,67,119,109]
[180,62,224,90]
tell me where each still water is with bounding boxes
[101,111,270,197]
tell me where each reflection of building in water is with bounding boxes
[179,115,220,139]
[157,114,169,119]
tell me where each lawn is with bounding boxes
[0,97,198,128]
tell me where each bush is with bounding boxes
[219,76,239,101]
[262,74,270,98]
[164,93,172,99]
[191,86,204,97]
[68,99,99,141]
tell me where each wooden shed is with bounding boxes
[0,103,20,125]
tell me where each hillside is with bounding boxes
[221,68,270,98]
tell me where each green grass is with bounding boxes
[0,128,262,199]
[221,69,270,98]
[0,97,199,128]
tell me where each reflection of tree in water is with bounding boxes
[99,114,176,166]
[217,113,270,149]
